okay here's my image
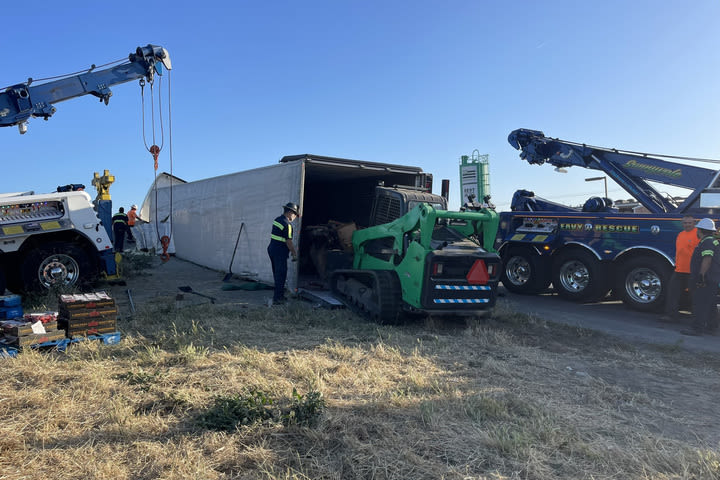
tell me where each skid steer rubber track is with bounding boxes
[330,269,402,324]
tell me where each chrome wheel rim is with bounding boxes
[505,256,531,286]
[558,260,589,293]
[624,267,661,304]
[38,254,80,288]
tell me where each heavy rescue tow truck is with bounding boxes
[330,184,501,323]
[0,45,171,295]
[496,128,720,312]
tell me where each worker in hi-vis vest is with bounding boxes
[112,207,129,253]
[267,202,300,305]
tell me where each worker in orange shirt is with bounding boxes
[126,204,139,243]
[660,215,699,322]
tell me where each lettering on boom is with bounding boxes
[625,159,682,179]
[560,223,639,233]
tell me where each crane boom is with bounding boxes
[508,128,720,213]
[0,44,171,133]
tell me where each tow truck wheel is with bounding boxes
[501,249,550,294]
[617,256,671,312]
[552,250,609,302]
[20,242,95,292]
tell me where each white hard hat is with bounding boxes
[696,218,716,231]
[131,204,138,209]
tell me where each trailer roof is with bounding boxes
[280,154,425,180]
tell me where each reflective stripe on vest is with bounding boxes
[270,221,292,242]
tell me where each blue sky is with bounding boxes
[2,1,719,212]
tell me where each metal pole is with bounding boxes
[585,176,608,198]
[126,289,136,314]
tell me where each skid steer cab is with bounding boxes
[330,188,501,324]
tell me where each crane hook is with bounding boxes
[150,145,160,170]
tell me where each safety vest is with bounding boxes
[690,235,720,282]
[112,213,128,226]
[270,215,292,244]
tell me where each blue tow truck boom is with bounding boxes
[496,128,720,311]
[0,45,171,295]
[1,44,171,133]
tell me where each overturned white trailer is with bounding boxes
[134,172,186,255]
[141,155,433,290]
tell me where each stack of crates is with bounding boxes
[1,314,65,347]
[0,295,65,347]
[0,294,23,320]
[58,292,118,338]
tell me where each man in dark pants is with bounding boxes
[267,202,300,305]
[660,215,699,322]
[112,207,129,253]
[683,218,720,336]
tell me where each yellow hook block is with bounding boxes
[92,169,115,201]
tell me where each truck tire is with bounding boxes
[20,242,95,292]
[552,250,609,302]
[501,249,550,294]
[617,256,672,312]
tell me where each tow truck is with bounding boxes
[496,128,720,312]
[0,45,171,295]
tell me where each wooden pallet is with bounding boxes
[0,331,121,358]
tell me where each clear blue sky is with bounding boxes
[3,1,719,212]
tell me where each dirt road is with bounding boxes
[106,254,272,315]
[501,287,720,354]
[108,254,719,353]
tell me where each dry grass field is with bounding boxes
[1,260,719,479]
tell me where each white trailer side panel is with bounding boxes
[145,161,303,288]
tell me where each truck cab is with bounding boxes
[0,190,115,294]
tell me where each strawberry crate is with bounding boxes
[6,329,68,348]
[59,292,115,316]
[59,317,117,337]
[66,324,118,339]
[2,320,59,337]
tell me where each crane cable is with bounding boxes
[140,70,173,262]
